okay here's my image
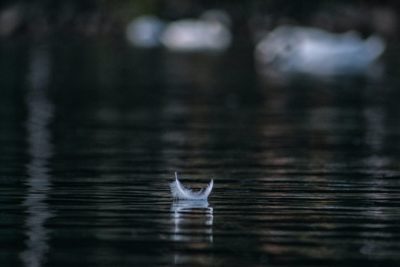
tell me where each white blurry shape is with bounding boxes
[161,9,231,52]
[201,9,231,28]
[0,5,22,37]
[126,15,165,48]
[255,26,385,77]
[170,172,213,200]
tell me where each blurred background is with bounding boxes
[2,1,400,267]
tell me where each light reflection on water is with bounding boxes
[20,45,53,267]
[171,200,213,242]
[171,200,213,265]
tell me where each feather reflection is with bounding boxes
[171,200,213,242]
[171,200,213,264]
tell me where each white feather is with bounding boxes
[170,172,213,200]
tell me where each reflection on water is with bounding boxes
[364,107,385,153]
[171,201,213,264]
[20,45,53,267]
[171,200,213,242]
[0,37,400,267]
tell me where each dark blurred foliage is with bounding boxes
[0,0,399,39]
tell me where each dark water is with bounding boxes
[1,38,400,267]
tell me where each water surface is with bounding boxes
[1,38,400,267]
